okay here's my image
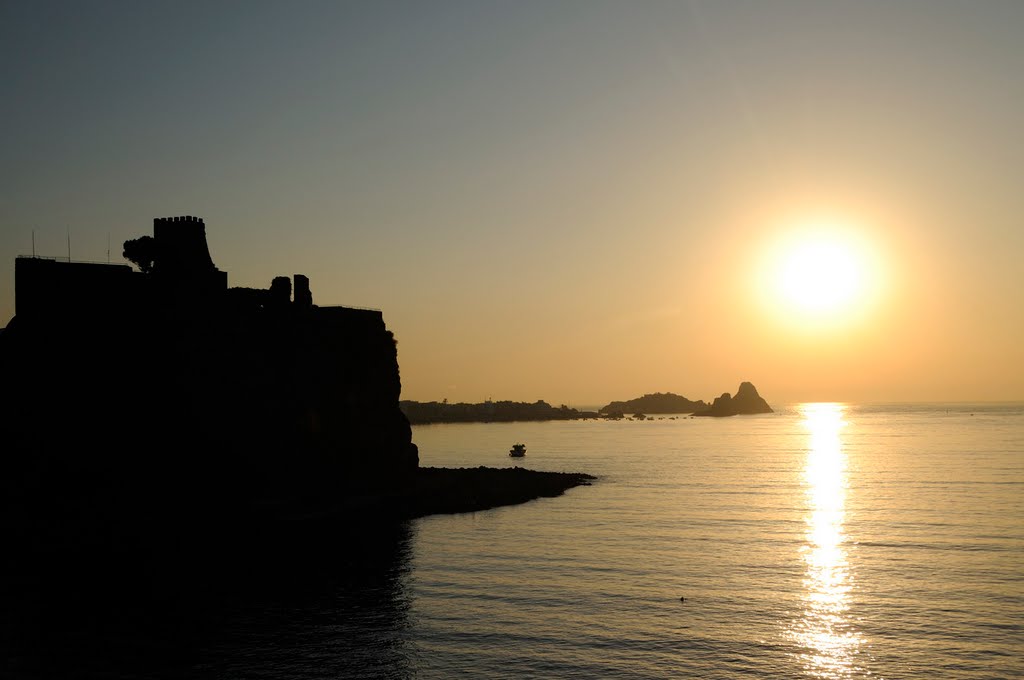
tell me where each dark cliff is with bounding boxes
[0,217,417,542]
[693,382,774,417]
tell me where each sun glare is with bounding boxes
[778,240,862,314]
[758,222,880,329]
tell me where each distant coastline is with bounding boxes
[401,383,773,424]
[401,399,597,424]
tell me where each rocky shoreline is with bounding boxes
[406,466,595,518]
[292,466,597,523]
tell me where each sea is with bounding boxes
[6,403,1024,678]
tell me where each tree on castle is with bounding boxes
[123,236,158,273]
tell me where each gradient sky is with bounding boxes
[2,1,1022,405]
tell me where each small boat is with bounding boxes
[509,443,526,458]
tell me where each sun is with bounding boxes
[777,238,863,314]
[759,222,880,328]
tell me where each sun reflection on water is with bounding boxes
[788,403,864,678]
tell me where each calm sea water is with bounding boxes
[8,403,1023,678]
[397,403,1024,679]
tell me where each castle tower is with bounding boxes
[152,215,227,292]
[153,216,216,275]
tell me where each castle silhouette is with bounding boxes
[2,216,418,543]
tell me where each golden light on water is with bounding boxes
[789,403,864,678]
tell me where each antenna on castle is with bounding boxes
[67,226,71,262]
[107,233,110,263]
[32,228,36,258]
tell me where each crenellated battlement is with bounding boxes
[153,215,206,242]
[152,216,207,237]
[150,215,226,293]
[155,215,204,223]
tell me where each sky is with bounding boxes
[2,0,1022,406]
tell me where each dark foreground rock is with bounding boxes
[1,466,595,615]
[292,466,596,522]
[0,465,594,678]
[405,466,595,518]
[3,466,595,574]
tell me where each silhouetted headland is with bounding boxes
[693,382,774,417]
[0,216,592,563]
[336,467,595,519]
[402,385,774,424]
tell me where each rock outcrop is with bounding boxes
[390,467,594,518]
[693,382,773,417]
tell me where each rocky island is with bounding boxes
[599,392,708,416]
[693,382,774,417]
[0,216,592,558]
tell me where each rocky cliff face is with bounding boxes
[694,382,774,417]
[0,219,417,540]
